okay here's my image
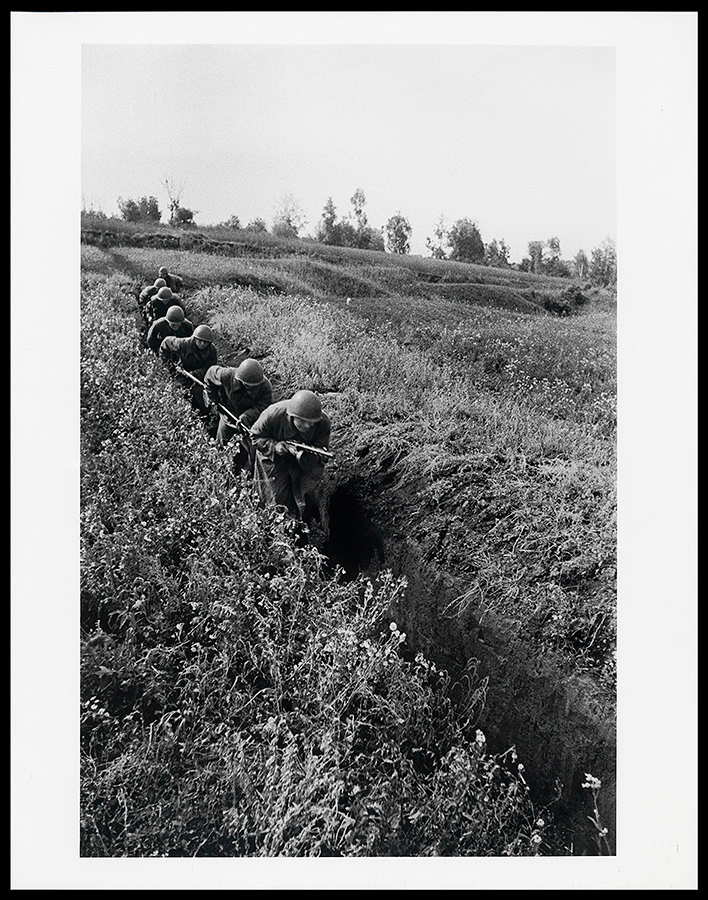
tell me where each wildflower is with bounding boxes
[531,833,542,845]
[475,729,486,745]
[582,774,602,790]
[390,622,398,632]
[536,818,545,828]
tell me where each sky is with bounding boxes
[80,40,616,262]
[11,11,697,893]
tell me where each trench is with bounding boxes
[320,478,616,857]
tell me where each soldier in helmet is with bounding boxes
[138,277,167,322]
[146,304,194,354]
[144,286,184,328]
[158,265,184,294]
[250,389,331,523]
[203,358,274,455]
[159,324,218,414]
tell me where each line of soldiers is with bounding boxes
[136,266,332,526]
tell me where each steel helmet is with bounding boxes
[193,324,216,343]
[166,305,185,323]
[236,358,264,386]
[287,390,322,422]
[159,266,169,277]
[156,286,174,301]
[154,277,167,289]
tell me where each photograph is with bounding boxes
[12,10,696,891]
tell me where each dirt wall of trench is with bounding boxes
[317,471,617,857]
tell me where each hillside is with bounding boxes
[80,217,617,857]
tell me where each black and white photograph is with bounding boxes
[12,10,696,890]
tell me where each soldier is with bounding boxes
[159,324,218,414]
[138,277,167,322]
[144,286,184,328]
[146,305,194,354]
[250,390,331,523]
[203,358,274,455]
[158,265,184,294]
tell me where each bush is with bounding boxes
[117,195,161,224]
[542,285,588,317]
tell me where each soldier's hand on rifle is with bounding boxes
[274,441,290,456]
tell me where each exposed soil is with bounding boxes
[317,459,616,857]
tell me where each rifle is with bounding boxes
[175,367,334,460]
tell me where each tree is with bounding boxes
[349,188,384,249]
[219,215,241,230]
[314,189,384,250]
[173,206,196,228]
[162,175,186,226]
[350,188,368,231]
[543,237,565,276]
[117,195,161,224]
[359,226,385,252]
[484,238,511,268]
[589,238,617,286]
[527,241,545,274]
[573,249,589,281]
[246,218,268,233]
[448,218,485,263]
[272,193,306,238]
[426,215,450,260]
[385,212,412,255]
[316,197,339,244]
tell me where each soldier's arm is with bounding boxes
[249,406,284,458]
[146,322,162,354]
[202,366,225,406]
[158,336,180,370]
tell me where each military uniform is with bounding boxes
[138,284,159,313]
[146,316,194,354]
[144,293,184,328]
[162,272,184,293]
[159,334,218,413]
[250,400,331,521]
[203,365,274,449]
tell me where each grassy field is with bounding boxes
[80,222,616,857]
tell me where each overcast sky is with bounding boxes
[80,41,615,261]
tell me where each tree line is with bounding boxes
[92,184,616,287]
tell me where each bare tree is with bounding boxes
[162,175,186,226]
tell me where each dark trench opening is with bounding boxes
[319,482,385,581]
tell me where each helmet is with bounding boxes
[194,324,216,343]
[166,305,185,323]
[154,277,167,289]
[156,286,174,301]
[159,266,169,277]
[287,390,322,422]
[236,358,264,386]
